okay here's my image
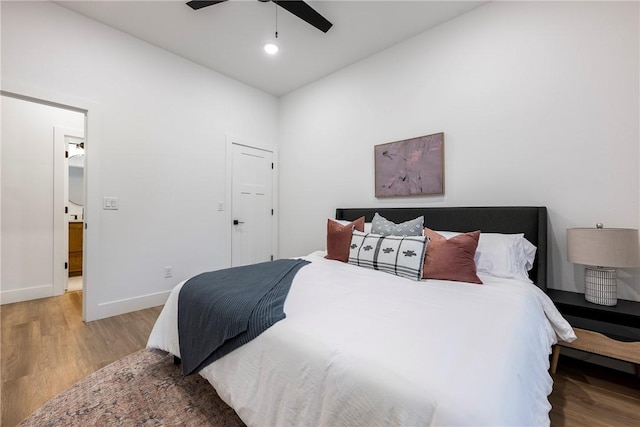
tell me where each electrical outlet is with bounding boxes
[164,266,173,278]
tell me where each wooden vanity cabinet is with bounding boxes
[68,221,83,276]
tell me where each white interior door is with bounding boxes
[231,144,273,267]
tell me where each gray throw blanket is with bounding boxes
[177,258,310,375]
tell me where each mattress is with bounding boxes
[148,251,575,426]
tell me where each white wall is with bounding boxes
[1,1,279,319]
[3,1,639,316]
[1,96,84,303]
[279,1,640,300]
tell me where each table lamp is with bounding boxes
[567,224,639,306]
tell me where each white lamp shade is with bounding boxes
[567,227,640,268]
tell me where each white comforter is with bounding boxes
[148,251,575,426]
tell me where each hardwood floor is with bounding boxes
[1,292,639,427]
[550,356,640,426]
[1,292,162,427]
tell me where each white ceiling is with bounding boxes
[56,1,485,97]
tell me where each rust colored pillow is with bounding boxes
[325,217,365,262]
[422,228,483,284]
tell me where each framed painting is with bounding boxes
[374,132,444,197]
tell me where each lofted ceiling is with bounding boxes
[56,1,486,97]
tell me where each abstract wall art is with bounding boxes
[374,132,444,197]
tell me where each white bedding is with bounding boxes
[148,251,575,426]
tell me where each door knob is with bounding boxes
[233,220,245,225]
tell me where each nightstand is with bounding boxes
[548,289,640,376]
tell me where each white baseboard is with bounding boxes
[95,290,170,320]
[0,284,54,305]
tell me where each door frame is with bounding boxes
[1,79,102,321]
[225,134,278,267]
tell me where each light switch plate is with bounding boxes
[103,197,119,210]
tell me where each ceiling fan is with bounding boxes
[186,0,333,33]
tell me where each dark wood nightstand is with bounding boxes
[547,289,640,376]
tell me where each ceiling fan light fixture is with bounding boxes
[263,3,279,55]
[264,42,279,55]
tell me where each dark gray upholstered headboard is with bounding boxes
[335,206,548,291]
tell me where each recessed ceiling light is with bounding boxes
[264,42,279,55]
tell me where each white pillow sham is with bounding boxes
[435,231,536,283]
[336,220,373,234]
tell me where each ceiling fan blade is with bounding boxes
[186,1,228,11]
[273,1,333,33]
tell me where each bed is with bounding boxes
[147,206,575,426]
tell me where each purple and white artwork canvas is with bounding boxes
[374,132,444,197]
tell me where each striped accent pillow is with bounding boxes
[348,231,428,281]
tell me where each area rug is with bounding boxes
[18,349,245,426]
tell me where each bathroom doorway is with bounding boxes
[59,128,85,293]
[1,95,85,304]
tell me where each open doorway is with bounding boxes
[60,129,85,292]
[1,95,86,305]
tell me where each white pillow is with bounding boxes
[475,233,536,283]
[435,231,460,239]
[434,231,536,283]
[337,221,373,234]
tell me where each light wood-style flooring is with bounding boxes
[549,356,640,426]
[1,291,162,426]
[2,292,640,426]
